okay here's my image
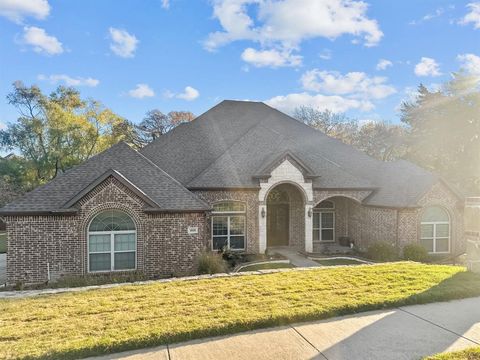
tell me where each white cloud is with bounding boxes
[164,86,200,101]
[177,86,200,101]
[38,74,99,87]
[457,53,480,75]
[0,0,50,23]
[109,27,138,58]
[204,0,382,68]
[414,57,442,77]
[265,93,374,114]
[161,0,169,9]
[0,121,5,130]
[22,26,63,55]
[460,2,480,29]
[301,70,396,100]
[205,0,382,50]
[241,47,302,67]
[128,84,155,99]
[376,59,392,70]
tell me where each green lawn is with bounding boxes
[238,262,294,272]
[2,262,480,360]
[0,232,6,253]
[426,348,480,359]
[315,258,367,266]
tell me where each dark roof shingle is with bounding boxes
[0,142,210,214]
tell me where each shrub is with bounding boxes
[195,249,228,274]
[365,241,398,262]
[403,243,428,262]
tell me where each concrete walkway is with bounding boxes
[269,247,320,267]
[87,296,480,360]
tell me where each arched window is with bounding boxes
[212,201,246,251]
[88,210,136,272]
[315,200,335,210]
[420,206,450,254]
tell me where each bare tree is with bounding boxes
[131,110,195,147]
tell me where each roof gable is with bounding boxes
[62,169,160,209]
[0,142,210,215]
[142,100,438,207]
[253,151,318,180]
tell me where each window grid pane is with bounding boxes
[230,236,245,249]
[89,253,111,271]
[114,233,136,251]
[89,234,111,252]
[420,211,450,253]
[313,212,335,241]
[229,216,245,235]
[114,252,135,270]
[421,224,434,238]
[212,215,246,250]
[420,239,434,252]
[212,217,228,236]
[321,212,334,229]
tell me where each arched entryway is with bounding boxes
[266,183,305,248]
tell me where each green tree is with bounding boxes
[352,121,408,161]
[0,82,133,184]
[400,73,480,194]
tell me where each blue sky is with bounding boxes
[1,0,480,128]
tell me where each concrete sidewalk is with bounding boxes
[269,247,320,267]
[87,296,480,360]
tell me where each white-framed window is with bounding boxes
[313,200,335,242]
[88,210,137,272]
[313,211,335,242]
[212,202,246,250]
[420,206,450,254]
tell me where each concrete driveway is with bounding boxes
[0,253,6,285]
[87,296,480,360]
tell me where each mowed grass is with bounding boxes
[2,263,480,359]
[426,348,480,360]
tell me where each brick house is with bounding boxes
[0,100,464,285]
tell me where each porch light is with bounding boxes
[308,207,312,217]
[261,207,266,218]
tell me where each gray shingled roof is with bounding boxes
[0,100,449,214]
[0,142,210,214]
[141,100,441,207]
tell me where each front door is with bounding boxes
[267,204,289,246]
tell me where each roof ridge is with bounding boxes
[186,115,281,186]
[133,145,211,209]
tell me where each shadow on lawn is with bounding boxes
[26,270,480,360]
[307,272,480,360]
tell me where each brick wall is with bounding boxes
[193,190,259,252]
[416,181,464,254]
[5,176,207,285]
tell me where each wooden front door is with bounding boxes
[267,204,289,246]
